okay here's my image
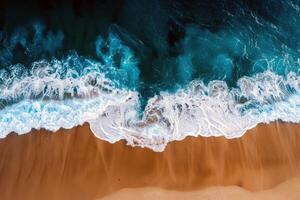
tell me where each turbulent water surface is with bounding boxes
[0,0,300,151]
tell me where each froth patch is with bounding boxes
[1,70,300,151]
[89,71,300,152]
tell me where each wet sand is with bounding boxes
[0,122,299,200]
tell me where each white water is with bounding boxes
[1,64,300,151]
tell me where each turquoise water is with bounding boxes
[0,0,300,151]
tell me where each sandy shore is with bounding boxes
[0,122,299,200]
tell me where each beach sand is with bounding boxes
[0,122,299,200]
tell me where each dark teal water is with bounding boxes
[1,1,300,89]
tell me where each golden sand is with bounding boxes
[0,122,299,200]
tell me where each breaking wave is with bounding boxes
[1,56,300,151]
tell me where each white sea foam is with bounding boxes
[1,64,300,151]
[0,57,140,137]
[90,71,300,151]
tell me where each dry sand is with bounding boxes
[0,122,299,200]
[101,177,300,200]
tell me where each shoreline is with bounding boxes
[0,122,300,199]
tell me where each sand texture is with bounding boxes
[0,122,299,199]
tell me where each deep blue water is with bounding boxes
[0,0,300,151]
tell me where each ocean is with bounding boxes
[0,0,300,151]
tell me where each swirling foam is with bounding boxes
[1,62,300,151]
[90,71,300,151]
